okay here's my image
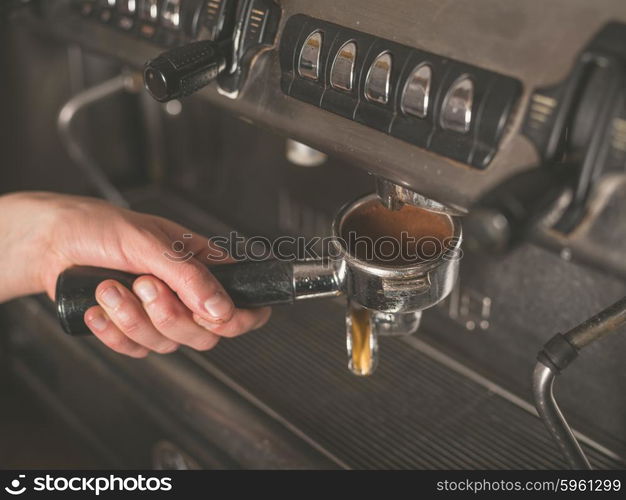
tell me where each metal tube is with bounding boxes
[374,176,465,215]
[57,72,143,207]
[292,260,342,300]
[563,296,626,349]
[532,362,591,469]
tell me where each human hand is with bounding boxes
[0,192,271,357]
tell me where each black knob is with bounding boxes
[144,40,227,102]
[464,163,577,254]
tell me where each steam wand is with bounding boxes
[532,295,626,469]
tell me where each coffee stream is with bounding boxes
[348,302,375,376]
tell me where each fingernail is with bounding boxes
[135,280,157,303]
[194,314,213,329]
[158,342,179,354]
[204,292,232,320]
[100,286,122,308]
[89,311,108,331]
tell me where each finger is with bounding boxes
[95,280,179,354]
[146,256,235,325]
[133,275,221,351]
[122,220,236,325]
[193,307,271,338]
[84,305,150,358]
[193,234,233,264]
[158,221,232,265]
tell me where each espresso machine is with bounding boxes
[1,0,626,470]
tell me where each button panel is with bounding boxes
[72,0,220,48]
[279,14,522,169]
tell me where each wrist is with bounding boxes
[0,192,68,301]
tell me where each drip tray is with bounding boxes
[198,299,621,469]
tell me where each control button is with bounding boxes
[99,10,113,22]
[298,31,323,80]
[244,5,270,45]
[161,0,181,30]
[330,40,357,92]
[117,0,136,31]
[139,24,157,38]
[77,1,96,16]
[204,0,228,40]
[118,0,137,14]
[139,0,159,21]
[441,76,474,133]
[401,63,431,118]
[97,0,115,22]
[364,52,392,104]
[118,16,134,30]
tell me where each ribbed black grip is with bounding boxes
[56,261,295,336]
[209,260,295,307]
[144,40,227,102]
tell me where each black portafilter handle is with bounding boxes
[56,260,295,336]
[143,39,228,102]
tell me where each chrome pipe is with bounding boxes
[57,72,143,207]
[532,362,591,469]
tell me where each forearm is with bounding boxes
[0,192,58,302]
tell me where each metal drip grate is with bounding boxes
[201,299,622,469]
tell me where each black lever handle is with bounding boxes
[143,40,228,102]
[464,163,577,254]
[56,261,295,336]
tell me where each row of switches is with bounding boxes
[298,30,473,134]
